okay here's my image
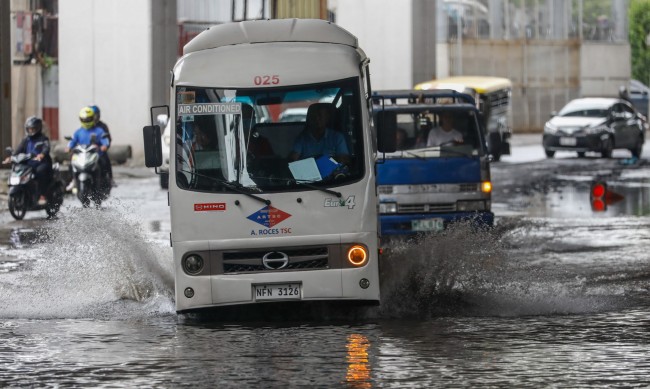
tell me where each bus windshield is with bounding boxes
[174,78,364,192]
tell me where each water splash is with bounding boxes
[375,217,635,318]
[0,204,175,319]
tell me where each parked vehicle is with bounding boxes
[543,97,645,158]
[69,138,111,207]
[628,79,649,121]
[4,149,65,220]
[278,107,308,122]
[142,19,392,313]
[372,90,493,237]
[414,76,512,161]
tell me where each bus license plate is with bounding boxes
[412,218,444,232]
[559,137,576,146]
[254,284,301,301]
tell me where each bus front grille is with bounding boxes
[222,247,329,274]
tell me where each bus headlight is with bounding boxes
[457,200,487,211]
[347,245,368,267]
[182,254,204,275]
[379,202,397,214]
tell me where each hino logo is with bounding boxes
[262,251,289,270]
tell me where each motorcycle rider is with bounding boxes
[65,106,111,191]
[2,116,53,205]
[90,105,116,187]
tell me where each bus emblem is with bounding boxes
[247,205,292,228]
[262,252,289,270]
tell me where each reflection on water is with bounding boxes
[506,179,650,218]
[345,334,371,388]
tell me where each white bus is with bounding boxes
[143,19,395,312]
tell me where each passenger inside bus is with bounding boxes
[289,103,350,165]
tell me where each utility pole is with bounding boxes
[0,1,11,152]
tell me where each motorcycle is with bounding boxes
[68,135,111,208]
[4,148,65,220]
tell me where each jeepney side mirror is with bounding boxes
[143,125,163,168]
[376,111,397,153]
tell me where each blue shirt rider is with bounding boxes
[65,107,111,190]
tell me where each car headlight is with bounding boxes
[379,202,397,214]
[457,200,487,211]
[544,122,558,134]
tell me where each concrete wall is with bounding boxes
[580,43,630,97]
[0,1,11,152]
[335,0,414,90]
[59,0,176,163]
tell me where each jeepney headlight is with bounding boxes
[347,245,368,267]
[379,202,397,214]
[544,122,558,134]
[457,200,487,211]
[377,185,393,194]
[481,181,492,193]
[182,254,204,275]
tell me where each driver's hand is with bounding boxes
[34,154,44,161]
[100,145,108,152]
[2,157,9,165]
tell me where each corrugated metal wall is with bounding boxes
[275,0,326,19]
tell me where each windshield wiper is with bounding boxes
[294,180,342,198]
[179,169,271,205]
[400,150,426,160]
[248,176,342,198]
[411,146,473,158]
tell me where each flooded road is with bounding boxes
[2,147,650,387]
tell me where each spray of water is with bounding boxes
[0,203,175,319]
[375,217,633,319]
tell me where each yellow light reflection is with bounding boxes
[345,333,372,388]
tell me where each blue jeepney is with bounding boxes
[373,90,494,237]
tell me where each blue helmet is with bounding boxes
[90,105,101,121]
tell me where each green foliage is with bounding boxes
[629,0,650,84]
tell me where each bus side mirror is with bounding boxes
[143,125,163,168]
[376,111,397,153]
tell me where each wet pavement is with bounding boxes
[2,136,650,387]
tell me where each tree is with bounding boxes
[629,0,650,85]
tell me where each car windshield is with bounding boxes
[382,109,484,158]
[558,101,610,118]
[174,78,364,192]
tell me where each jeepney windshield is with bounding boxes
[174,78,364,192]
[386,109,484,158]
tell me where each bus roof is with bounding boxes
[414,76,512,94]
[184,19,359,55]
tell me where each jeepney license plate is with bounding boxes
[254,284,301,301]
[559,137,577,146]
[412,218,444,232]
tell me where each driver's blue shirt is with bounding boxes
[292,128,349,160]
[68,126,110,154]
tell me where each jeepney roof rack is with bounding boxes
[372,89,477,107]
